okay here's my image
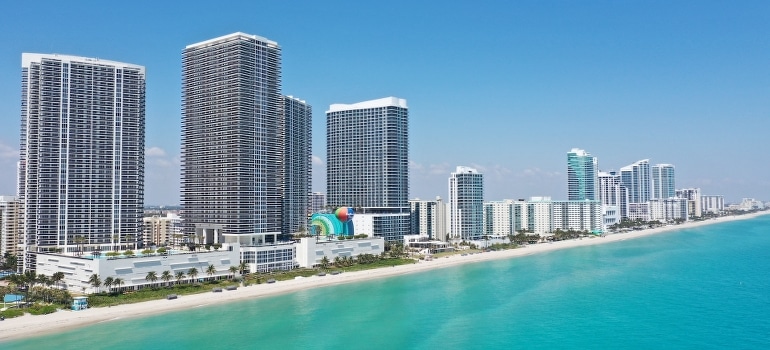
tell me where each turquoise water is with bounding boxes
[5,215,770,349]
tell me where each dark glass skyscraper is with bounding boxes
[326,97,409,241]
[282,96,312,236]
[181,33,282,243]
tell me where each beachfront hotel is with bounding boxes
[449,166,484,240]
[282,96,312,237]
[18,53,145,270]
[567,148,598,201]
[326,97,410,242]
[181,32,283,244]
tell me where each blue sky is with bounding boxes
[1,0,768,205]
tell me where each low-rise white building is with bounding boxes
[35,245,240,293]
[701,195,725,214]
[295,237,384,268]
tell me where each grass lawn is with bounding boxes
[88,280,239,308]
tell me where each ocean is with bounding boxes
[4,215,770,349]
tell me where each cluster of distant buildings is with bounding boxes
[0,31,765,294]
[406,149,764,241]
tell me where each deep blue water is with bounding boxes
[4,215,770,349]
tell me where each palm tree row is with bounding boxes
[86,264,227,295]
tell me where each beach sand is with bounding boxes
[1,212,767,342]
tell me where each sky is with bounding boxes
[0,0,768,205]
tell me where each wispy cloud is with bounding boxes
[145,146,167,157]
[0,142,19,160]
[516,167,562,179]
[312,155,324,166]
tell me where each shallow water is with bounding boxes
[5,215,770,349]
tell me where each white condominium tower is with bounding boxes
[567,148,598,201]
[182,33,283,244]
[326,97,409,242]
[19,53,145,268]
[651,164,675,199]
[449,166,484,240]
[283,96,312,236]
[620,159,651,204]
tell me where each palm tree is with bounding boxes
[88,273,101,294]
[320,256,330,269]
[228,266,238,280]
[206,264,216,281]
[113,277,124,294]
[52,271,65,289]
[188,267,198,284]
[145,271,158,288]
[74,235,86,256]
[175,271,185,285]
[238,261,248,276]
[161,270,173,288]
[334,256,342,267]
[104,277,114,293]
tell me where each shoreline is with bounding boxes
[2,211,768,342]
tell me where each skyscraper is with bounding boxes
[651,164,675,199]
[282,96,312,236]
[567,148,598,201]
[19,53,145,269]
[182,32,282,244]
[326,97,409,242]
[620,159,652,220]
[620,159,651,204]
[449,166,484,240]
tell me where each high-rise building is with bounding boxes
[309,192,326,214]
[620,159,651,204]
[598,171,627,224]
[326,97,409,242]
[282,96,312,236]
[567,148,598,201]
[409,197,447,241]
[652,164,676,199]
[18,53,145,269]
[598,172,621,206]
[0,196,22,271]
[449,166,484,240]
[181,32,283,245]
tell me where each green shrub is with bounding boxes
[28,303,59,315]
[0,308,24,318]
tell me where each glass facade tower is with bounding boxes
[652,164,676,199]
[282,96,312,236]
[567,148,598,201]
[326,97,409,242]
[181,33,283,241]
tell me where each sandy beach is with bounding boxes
[1,211,767,342]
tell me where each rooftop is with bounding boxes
[327,96,407,113]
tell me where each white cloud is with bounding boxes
[312,155,324,166]
[0,142,19,160]
[517,167,562,179]
[145,147,167,157]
